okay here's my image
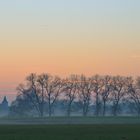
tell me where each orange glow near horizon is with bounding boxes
[0,39,140,95]
[0,39,140,82]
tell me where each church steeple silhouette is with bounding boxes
[0,96,9,116]
[2,96,8,106]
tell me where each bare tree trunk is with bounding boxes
[83,103,86,117]
[49,106,52,117]
[95,93,100,116]
[113,102,119,116]
[48,94,52,117]
[103,101,106,116]
[40,103,44,117]
[67,101,72,117]
[83,104,89,117]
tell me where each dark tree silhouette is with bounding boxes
[101,75,112,116]
[128,77,140,116]
[111,76,128,116]
[63,75,78,116]
[78,75,93,116]
[10,73,140,117]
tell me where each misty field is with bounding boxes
[0,124,140,140]
[0,116,140,125]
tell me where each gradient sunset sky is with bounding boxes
[0,0,140,95]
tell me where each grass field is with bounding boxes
[0,117,140,140]
[0,124,140,140]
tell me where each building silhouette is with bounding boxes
[0,96,9,116]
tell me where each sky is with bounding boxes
[0,0,140,97]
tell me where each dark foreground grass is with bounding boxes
[0,125,140,140]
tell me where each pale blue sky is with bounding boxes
[0,0,139,50]
[0,0,140,36]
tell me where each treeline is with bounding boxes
[10,73,140,117]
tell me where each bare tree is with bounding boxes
[43,74,64,117]
[128,77,140,116]
[17,73,44,117]
[63,75,78,116]
[36,74,49,117]
[92,75,103,116]
[16,73,64,117]
[78,75,93,116]
[101,75,112,116]
[111,76,128,116]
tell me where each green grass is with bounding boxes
[0,125,140,140]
